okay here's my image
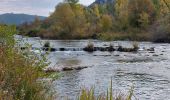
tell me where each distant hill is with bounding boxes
[91,0,115,5]
[0,13,46,25]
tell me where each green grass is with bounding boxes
[78,80,134,100]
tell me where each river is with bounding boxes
[16,35,170,100]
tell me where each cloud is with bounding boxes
[0,0,95,16]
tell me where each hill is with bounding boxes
[0,13,46,25]
[91,0,115,5]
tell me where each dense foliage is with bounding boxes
[18,0,170,42]
[0,25,53,100]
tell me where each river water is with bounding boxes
[16,35,170,100]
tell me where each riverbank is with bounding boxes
[18,30,170,43]
[21,31,151,41]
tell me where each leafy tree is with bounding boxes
[114,0,129,30]
[99,14,113,32]
[138,12,150,28]
[49,2,89,39]
[151,0,170,42]
[128,0,156,27]
[50,3,75,38]
[158,0,170,16]
[92,4,100,18]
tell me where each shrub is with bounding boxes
[151,15,170,42]
[26,29,40,37]
[43,41,51,48]
[84,42,95,52]
[132,42,139,51]
[0,25,53,100]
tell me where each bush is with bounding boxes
[0,25,53,100]
[43,41,51,48]
[83,42,95,52]
[151,15,170,43]
[132,42,139,51]
[26,29,40,37]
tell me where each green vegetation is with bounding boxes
[18,0,170,42]
[43,41,51,48]
[0,25,53,100]
[84,41,95,52]
[78,80,134,100]
[79,88,133,100]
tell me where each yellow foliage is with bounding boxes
[100,14,113,32]
[49,3,89,38]
[138,11,150,28]
[159,0,170,16]
[93,4,100,18]
[128,0,156,27]
[114,0,129,30]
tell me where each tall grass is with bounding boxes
[78,80,134,100]
[0,25,53,100]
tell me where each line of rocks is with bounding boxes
[20,46,139,52]
[44,66,88,73]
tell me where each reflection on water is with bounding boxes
[16,35,170,100]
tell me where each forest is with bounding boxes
[18,0,170,42]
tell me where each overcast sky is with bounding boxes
[0,0,95,16]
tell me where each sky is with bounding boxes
[0,0,95,16]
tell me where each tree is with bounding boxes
[128,0,156,27]
[99,14,113,32]
[49,2,89,39]
[70,4,89,38]
[114,0,129,30]
[93,4,100,18]
[151,0,170,42]
[50,3,75,38]
[138,11,150,28]
[33,16,41,26]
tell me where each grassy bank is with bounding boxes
[78,80,134,100]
